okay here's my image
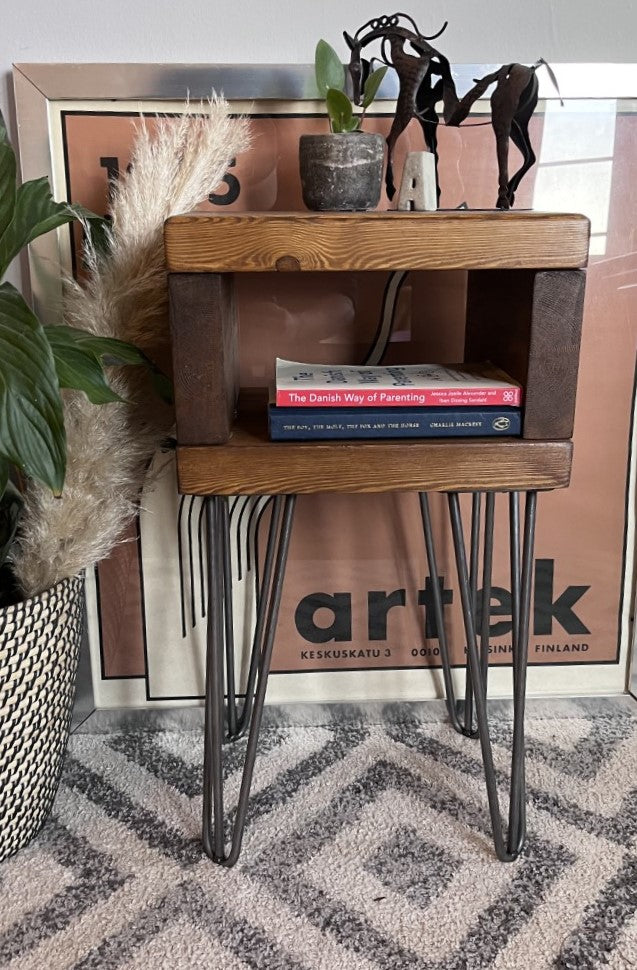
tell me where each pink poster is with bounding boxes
[60,102,635,695]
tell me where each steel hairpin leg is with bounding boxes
[420,489,536,861]
[220,497,278,743]
[463,492,483,735]
[220,499,239,738]
[419,492,488,738]
[202,493,297,867]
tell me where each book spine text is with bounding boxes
[275,387,521,408]
[269,408,521,440]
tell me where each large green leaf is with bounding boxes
[0,454,8,499]
[66,330,173,404]
[362,66,388,109]
[83,214,112,259]
[0,177,94,278]
[326,88,358,133]
[0,283,65,493]
[0,138,16,247]
[315,40,345,97]
[44,326,173,405]
[45,327,124,405]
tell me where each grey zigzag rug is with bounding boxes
[1,699,637,970]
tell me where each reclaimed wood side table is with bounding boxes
[164,211,590,867]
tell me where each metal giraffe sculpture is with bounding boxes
[345,13,560,209]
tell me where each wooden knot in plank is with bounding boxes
[275,255,301,272]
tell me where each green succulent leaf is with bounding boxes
[362,66,388,109]
[315,39,346,97]
[326,87,358,133]
[44,327,173,405]
[0,177,99,279]
[0,283,65,494]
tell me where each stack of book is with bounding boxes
[268,359,522,441]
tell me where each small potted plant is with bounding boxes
[300,39,387,211]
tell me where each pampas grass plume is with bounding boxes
[13,98,250,596]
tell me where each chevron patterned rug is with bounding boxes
[1,700,636,969]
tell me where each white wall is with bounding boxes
[3,0,637,134]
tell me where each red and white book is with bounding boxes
[274,359,522,408]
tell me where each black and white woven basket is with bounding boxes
[0,575,84,862]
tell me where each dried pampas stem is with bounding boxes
[13,98,251,596]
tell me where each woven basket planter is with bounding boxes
[0,574,84,861]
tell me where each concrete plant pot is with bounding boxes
[299,132,385,211]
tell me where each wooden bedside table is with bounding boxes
[165,210,589,866]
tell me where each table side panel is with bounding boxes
[466,268,586,439]
[168,272,238,444]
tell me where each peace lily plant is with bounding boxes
[0,115,168,605]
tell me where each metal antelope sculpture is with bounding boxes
[344,14,447,202]
[437,54,562,209]
[345,13,561,209]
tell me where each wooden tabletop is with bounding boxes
[175,392,572,495]
[165,210,590,274]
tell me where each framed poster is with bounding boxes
[13,62,637,708]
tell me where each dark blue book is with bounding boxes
[268,404,521,440]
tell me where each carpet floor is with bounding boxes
[1,699,637,969]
